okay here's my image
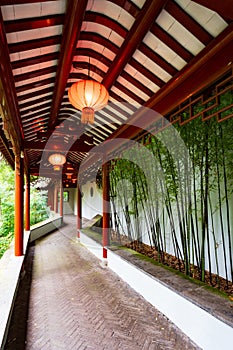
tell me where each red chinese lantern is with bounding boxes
[68,80,109,124]
[48,153,66,171]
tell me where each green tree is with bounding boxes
[0,157,15,257]
[0,155,50,258]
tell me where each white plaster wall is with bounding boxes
[63,188,75,214]
[111,189,233,282]
[81,181,102,220]
[59,188,75,215]
[72,179,233,282]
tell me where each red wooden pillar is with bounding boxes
[14,155,24,256]
[77,180,82,240]
[59,181,63,220]
[25,171,30,231]
[102,160,110,260]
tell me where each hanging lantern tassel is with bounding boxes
[68,80,109,124]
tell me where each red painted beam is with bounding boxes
[25,172,30,231]
[77,183,82,240]
[59,182,63,219]
[14,156,24,256]
[102,0,168,90]
[102,160,110,259]
[48,0,88,130]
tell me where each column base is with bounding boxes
[100,258,108,268]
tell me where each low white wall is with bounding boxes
[79,231,233,350]
[0,231,30,350]
[30,215,62,242]
[81,181,102,220]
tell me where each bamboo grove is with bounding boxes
[105,90,233,286]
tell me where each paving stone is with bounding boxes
[5,216,200,350]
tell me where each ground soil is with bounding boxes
[111,232,233,298]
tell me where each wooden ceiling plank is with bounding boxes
[48,0,88,130]
[151,23,194,62]
[14,66,56,83]
[16,77,55,94]
[21,110,50,122]
[146,24,233,116]
[165,1,213,45]
[17,87,53,104]
[108,0,140,18]
[9,35,61,54]
[191,0,233,21]
[84,11,128,39]
[79,32,119,54]
[74,48,112,67]
[139,43,178,76]
[102,0,169,90]
[130,57,165,88]
[12,52,59,70]
[4,14,64,33]
[114,81,146,105]
[120,71,154,97]
[71,62,106,80]
[20,101,51,116]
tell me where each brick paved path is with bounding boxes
[7,217,201,349]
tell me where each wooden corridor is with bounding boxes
[5,216,200,350]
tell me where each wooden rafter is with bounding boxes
[48,0,88,130]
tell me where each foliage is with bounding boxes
[30,189,49,225]
[0,157,49,258]
[108,115,233,287]
[0,158,15,242]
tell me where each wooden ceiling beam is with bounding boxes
[48,0,88,130]
[102,0,168,90]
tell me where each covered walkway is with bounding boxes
[5,216,199,350]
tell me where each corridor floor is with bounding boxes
[6,217,200,349]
